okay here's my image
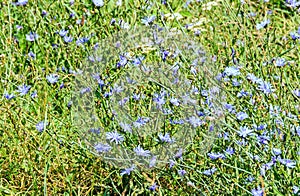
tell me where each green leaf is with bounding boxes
[179,10,192,17]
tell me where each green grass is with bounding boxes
[0,0,300,195]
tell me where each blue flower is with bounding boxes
[247,73,257,82]
[260,165,269,176]
[42,10,47,17]
[201,89,209,97]
[16,25,23,30]
[69,13,75,18]
[153,93,166,106]
[256,19,270,30]
[118,97,129,106]
[237,126,254,138]
[249,154,261,161]
[64,36,73,43]
[31,91,37,98]
[237,89,251,98]
[141,15,156,26]
[59,29,68,37]
[290,31,300,40]
[236,138,248,146]
[223,132,230,140]
[36,121,47,132]
[26,32,39,41]
[230,47,238,64]
[246,176,255,183]
[225,147,235,155]
[196,111,205,117]
[158,133,175,143]
[293,89,300,97]
[94,143,112,153]
[207,152,226,160]
[116,55,128,68]
[67,101,73,108]
[236,111,248,121]
[161,50,169,61]
[272,148,282,156]
[92,0,104,7]
[46,74,59,84]
[269,104,281,117]
[104,90,112,98]
[78,87,91,96]
[202,167,217,176]
[181,94,197,105]
[169,160,176,168]
[274,57,286,67]
[133,116,150,128]
[131,57,143,66]
[293,186,300,194]
[92,43,99,51]
[257,133,270,145]
[110,18,116,25]
[134,145,151,157]
[4,92,15,100]
[255,124,267,131]
[285,0,300,8]
[186,116,204,128]
[177,169,187,177]
[88,128,100,134]
[116,0,122,6]
[169,118,184,125]
[275,118,284,126]
[149,156,157,168]
[251,186,264,196]
[149,182,158,191]
[295,126,300,136]
[223,66,240,77]
[16,84,31,96]
[191,86,199,94]
[119,122,132,133]
[106,131,124,144]
[52,44,59,49]
[278,158,296,168]
[27,51,36,60]
[76,37,90,46]
[126,76,136,84]
[112,83,124,93]
[13,0,28,6]
[247,73,263,84]
[216,73,223,81]
[267,10,273,15]
[120,165,135,176]
[174,148,183,159]
[132,93,141,100]
[232,78,242,86]
[257,81,275,95]
[224,103,235,113]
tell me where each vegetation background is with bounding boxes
[0,0,299,195]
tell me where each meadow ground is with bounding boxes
[0,0,300,195]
